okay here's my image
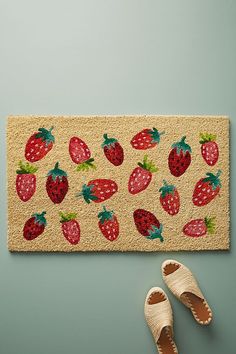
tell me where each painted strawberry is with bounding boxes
[76,179,118,204]
[16,161,38,202]
[183,217,215,237]
[128,155,158,194]
[192,170,221,206]
[159,180,180,215]
[59,212,80,245]
[25,127,55,162]
[98,206,119,241]
[199,133,219,166]
[102,134,124,166]
[168,136,192,177]
[131,128,165,150]
[23,211,47,240]
[69,137,96,171]
[46,162,69,204]
[133,209,163,241]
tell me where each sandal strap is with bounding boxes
[164,265,204,306]
[145,298,173,342]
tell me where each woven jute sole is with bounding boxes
[7,115,229,252]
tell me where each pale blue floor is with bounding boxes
[0,1,235,354]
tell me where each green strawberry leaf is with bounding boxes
[35,126,55,146]
[98,206,114,224]
[101,134,118,148]
[47,162,67,181]
[199,132,217,144]
[171,136,192,155]
[76,158,96,172]
[76,184,99,204]
[203,170,222,190]
[146,224,164,242]
[32,211,47,226]
[16,161,38,174]
[148,128,165,144]
[159,180,176,198]
[204,216,216,234]
[59,212,77,223]
[138,155,158,173]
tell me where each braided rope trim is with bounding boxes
[184,294,213,325]
[157,327,178,354]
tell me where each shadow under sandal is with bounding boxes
[162,260,213,325]
[144,287,178,354]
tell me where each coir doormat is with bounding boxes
[7,116,230,252]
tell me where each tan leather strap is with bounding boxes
[145,294,173,342]
[164,264,204,306]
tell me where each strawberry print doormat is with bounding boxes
[7,116,230,252]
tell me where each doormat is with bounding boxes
[7,116,230,252]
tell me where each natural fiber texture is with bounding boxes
[162,260,203,305]
[144,288,173,342]
[162,260,212,325]
[7,115,229,252]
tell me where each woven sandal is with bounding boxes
[144,287,178,354]
[162,260,212,325]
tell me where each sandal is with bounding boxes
[144,287,178,354]
[162,260,212,325]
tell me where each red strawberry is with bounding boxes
[133,209,163,241]
[76,179,118,203]
[98,206,119,241]
[183,217,215,237]
[192,170,221,206]
[16,161,38,202]
[59,212,80,245]
[131,128,165,150]
[23,211,47,240]
[69,137,96,171]
[102,134,124,166]
[25,127,55,162]
[128,155,158,194]
[168,136,192,177]
[200,133,219,166]
[46,162,69,204]
[159,180,180,216]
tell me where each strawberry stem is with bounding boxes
[146,224,164,242]
[199,132,217,144]
[16,161,38,174]
[59,212,77,223]
[76,184,98,204]
[47,162,67,181]
[203,170,222,190]
[76,158,96,172]
[148,128,165,144]
[159,180,176,197]
[171,136,192,154]
[137,155,158,173]
[32,211,47,226]
[35,127,55,146]
[101,134,118,148]
[204,216,216,234]
[98,206,114,224]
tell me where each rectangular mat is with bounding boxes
[7,116,230,252]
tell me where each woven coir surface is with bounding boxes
[7,116,230,252]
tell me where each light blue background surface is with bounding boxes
[0,1,235,354]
